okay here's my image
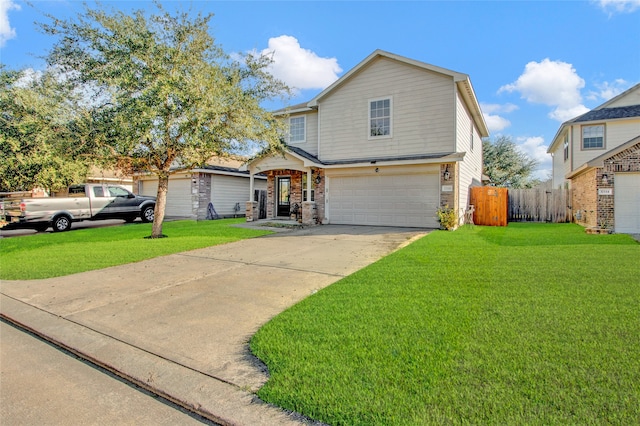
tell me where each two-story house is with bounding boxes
[547,83,640,234]
[245,50,488,228]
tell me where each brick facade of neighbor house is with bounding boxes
[603,141,640,229]
[571,141,640,230]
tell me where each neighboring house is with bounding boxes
[246,50,489,228]
[547,83,640,233]
[136,158,267,219]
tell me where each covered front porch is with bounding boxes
[246,151,325,225]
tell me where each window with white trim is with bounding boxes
[563,133,569,161]
[289,116,306,143]
[582,124,604,149]
[369,98,391,138]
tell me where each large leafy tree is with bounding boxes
[483,135,540,188]
[0,67,93,192]
[41,3,289,237]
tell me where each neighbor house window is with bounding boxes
[582,124,604,149]
[369,97,392,138]
[563,133,569,161]
[289,116,306,143]
[302,173,315,202]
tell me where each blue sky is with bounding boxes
[1,0,639,179]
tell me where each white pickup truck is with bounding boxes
[1,184,156,232]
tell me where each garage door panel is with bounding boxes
[140,178,192,217]
[615,173,640,234]
[329,173,439,228]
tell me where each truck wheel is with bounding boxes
[52,215,72,232]
[141,206,155,223]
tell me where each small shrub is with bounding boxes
[436,205,458,230]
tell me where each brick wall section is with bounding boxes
[572,169,598,228]
[603,141,640,230]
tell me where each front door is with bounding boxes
[277,177,291,216]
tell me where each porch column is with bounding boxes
[246,171,257,222]
[306,169,312,202]
[249,172,255,200]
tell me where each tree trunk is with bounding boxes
[151,174,169,238]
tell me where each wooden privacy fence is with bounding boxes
[470,187,508,226]
[508,188,571,223]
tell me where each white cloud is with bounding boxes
[483,113,511,133]
[586,79,631,102]
[500,58,589,122]
[516,136,552,180]
[258,35,342,91]
[0,0,20,47]
[480,103,518,133]
[595,0,640,14]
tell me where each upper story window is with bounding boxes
[369,97,392,138]
[563,133,569,161]
[582,124,604,149]
[289,116,306,143]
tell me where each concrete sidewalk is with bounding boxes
[0,224,428,425]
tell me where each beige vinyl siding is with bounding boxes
[211,175,265,216]
[318,57,455,162]
[551,143,567,188]
[288,112,318,156]
[604,86,640,108]
[455,92,483,218]
[572,120,640,170]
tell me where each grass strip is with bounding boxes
[0,219,271,280]
[251,223,640,425]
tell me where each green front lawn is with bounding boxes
[0,219,271,280]
[251,223,640,425]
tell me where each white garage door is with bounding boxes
[329,173,439,228]
[615,173,640,233]
[140,178,193,217]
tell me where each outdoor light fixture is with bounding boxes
[443,165,450,181]
[601,174,609,185]
[375,167,379,173]
[314,171,322,185]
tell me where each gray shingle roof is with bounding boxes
[571,105,640,123]
[286,144,454,165]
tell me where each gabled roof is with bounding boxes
[569,104,640,123]
[566,135,640,179]
[275,49,489,137]
[547,83,640,153]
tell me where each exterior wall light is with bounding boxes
[601,174,609,185]
[443,165,451,181]
[315,171,322,184]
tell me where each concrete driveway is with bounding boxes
[1,224,428,425]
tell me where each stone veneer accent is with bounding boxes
[194,173,211,220]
